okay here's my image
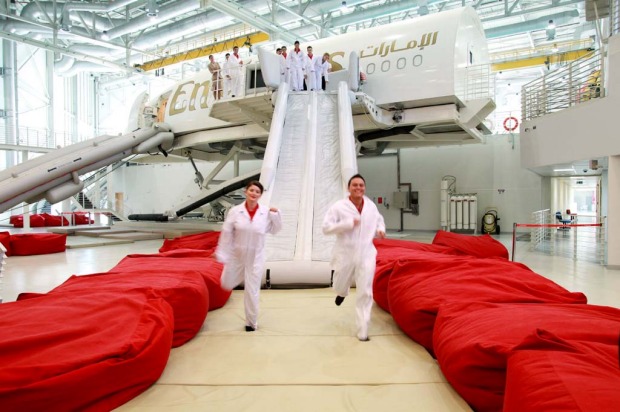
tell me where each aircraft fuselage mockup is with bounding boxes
[137,6,493,155]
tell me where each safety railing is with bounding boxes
[207,61,267,103]
[512,213,606,264]
[522,50,603,121]
[454,64,495,102]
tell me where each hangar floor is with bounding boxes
[3,232,618,411]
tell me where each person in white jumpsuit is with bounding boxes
[228,46,244,97]
[320,53,332,91]
[305,45,320,91]
[276,47,288,85]
[286,40,307,91]
[322,174,386,341]
[222,53,232,98]
[216,181,282,331]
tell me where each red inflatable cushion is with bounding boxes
[72,212,94,225]
[113,249,230,310]
[432,230,509,259]
[159,231,221,253]
[10,233,67,256]
[387,252,587,353]
[433,302,620,412]
[9,214,46,228]
[373,239,460,312]
[40,213,70,227]
[50,270,209,347]
[0,289,173,411]
[504,334,620,412]
[0,231,11,256]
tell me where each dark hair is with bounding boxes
[347,174,365,187]
[233,45,239,49]
[246,180,264,193]
[225,53,230,57]
[294,40,300,45]
[276,48,281,52]
[208,54,213,59]
[281,45,287,49]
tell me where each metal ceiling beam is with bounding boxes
[206,0,298,43]
[273,0,338,36]
[0,30,143,74]
[485,10,580,38]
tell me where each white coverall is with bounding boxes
[322,196,385,340]
[216,203,282,329]
[228,53,244,97]
[305,53,320,91]
[222,58,233,98]
[279,54,288,85]
[320,61,332,90]
[286,49,307,91]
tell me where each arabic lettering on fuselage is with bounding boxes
[360,31,439,59]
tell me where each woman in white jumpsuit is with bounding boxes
[322,174,386,341]
[216,181,282,331]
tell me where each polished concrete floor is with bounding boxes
[3,231,619,411]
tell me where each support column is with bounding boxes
[607,155,620,269]
[3,39,18,167]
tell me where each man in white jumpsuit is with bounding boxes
[228,46,244,97]
[216,181,282,331]
[222,53,232,98]
[286,40,307,91]
[322,174,386,341]
[276,47,288,85]
[305,45,320,91]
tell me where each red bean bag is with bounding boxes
[432,230,509,259]
[40,213,70,227]
[504,333,620,412]
[112,249,230,310]
[10,233,67,256]
[433,302,620,412]
[50,270,209,347]
[9,214,46,228]
[387,252,587,353]
[159,231,220,253]
[0,289,173,411]
[73,212,94,225]
[0,231,11,256]
[373,239,460,312]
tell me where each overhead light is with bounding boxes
[553,168,574,172]
[100,31,110,41]
[340,1,348,11]
[146,0,159,18]
[546,20,556,41]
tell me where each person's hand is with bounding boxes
[269,207,278,213]
[353,218,360,227]
[377,230,386,239]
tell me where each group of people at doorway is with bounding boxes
[276,40,332,92]
[215,174,386,341]
[206,40,333,100]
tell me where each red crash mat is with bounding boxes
[432,230,509,259]
[433,302,620,412]
[387,252,587,353]
[504,334,620,412]
[373,239,459,313]
[0,289,173,411]
[50,270,209,347]
[9,214,46,228]
[113,249,230,310]
[159,231,220,253]
[10,233,67,256]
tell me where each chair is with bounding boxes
[555,211,572,229]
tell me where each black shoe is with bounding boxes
[335,296,345,306]
[245,325,255,332]
[358,336,370,342]
[231,95,236,97]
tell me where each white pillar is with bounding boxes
[607,155,620,269]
